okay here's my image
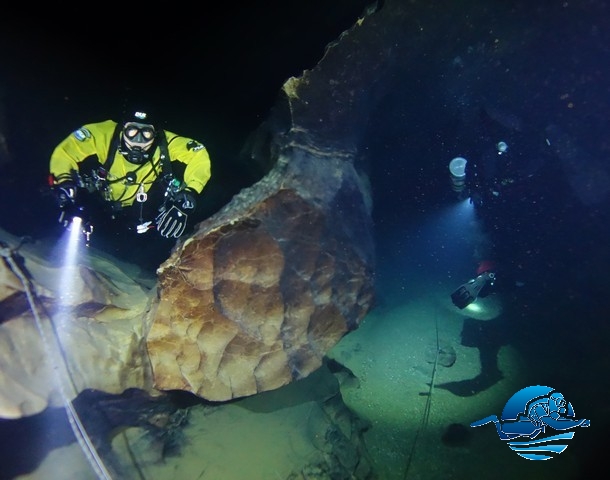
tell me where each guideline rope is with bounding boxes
[402,308,441,479]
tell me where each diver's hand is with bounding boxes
[173,187,197,210]
[54,181,77,208]
[156,188,197,238]
[156,205,189,238]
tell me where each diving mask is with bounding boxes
[123,122,156,151]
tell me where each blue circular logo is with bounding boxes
[471,385,590,460]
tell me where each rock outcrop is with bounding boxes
[144,14,391,400]
[0,5,382,412]
[0,232,155,418]
[148,161,374,400]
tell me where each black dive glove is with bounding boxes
[54,181,77,208]
[156,188,197,238]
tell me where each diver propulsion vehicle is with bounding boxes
[451,271,496,309]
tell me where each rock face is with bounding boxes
[145,10,384,401]
[148,154,375,401]
[0,232,154,418]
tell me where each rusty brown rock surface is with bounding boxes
[146,13,382,402]
[148,183,375,401]
[143,8,407,402]
[147,10,386,401]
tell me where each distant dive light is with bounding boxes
[448,156,468,193]
[496,141,508,155]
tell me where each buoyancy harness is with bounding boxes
[103,122,174,188]
[109,123,178,229]
[72,123,179,232]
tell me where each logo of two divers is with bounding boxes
[471,385,590,460]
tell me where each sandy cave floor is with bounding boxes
[326,272,588,480]
[19,277,587,480]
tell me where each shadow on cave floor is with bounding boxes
[435,315,512,396]
[0,389,205,480]
[0,409,75,480]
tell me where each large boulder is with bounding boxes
[148,159,374,401]
[145,13,386,400]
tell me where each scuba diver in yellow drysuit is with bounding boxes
[49,108,211,240]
